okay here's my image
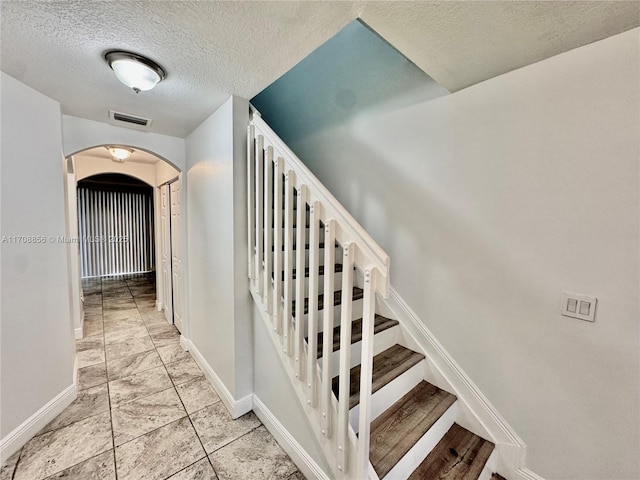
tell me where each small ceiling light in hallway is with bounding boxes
[105,50,166,93]
[106,146,133,162]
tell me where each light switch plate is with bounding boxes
[561,292,597,322]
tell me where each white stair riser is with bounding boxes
[318,325,400,378]
[382,402,458,480]
[281,298,364,336]
[349,360,426,433]
[299,298,363,336]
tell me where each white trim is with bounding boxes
[155,300,163,312]
[387,286,544,479]
[73,355,79,388]
[253,395,331,480]
[74,326,83,340]
[515,468,547,480]
[185,338,253,419]
[0,383,77,464]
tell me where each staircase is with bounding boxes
[247,112,504,479]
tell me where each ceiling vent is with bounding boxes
[109,110,152,127]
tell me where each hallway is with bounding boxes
[1,274,304,480]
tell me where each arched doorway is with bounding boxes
[65,146,183,338]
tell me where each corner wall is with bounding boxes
[267,29,640,479]
[185,96,253,410]
[0,73,76,454]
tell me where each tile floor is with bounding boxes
[1,273,305,480]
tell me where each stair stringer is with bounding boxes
[373,286,544,480]
[250,286,361,479]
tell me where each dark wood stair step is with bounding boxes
[292,287,363,317]
[491,474,507,480]
[370,381,457,479]
[332,344,424,409]
[408,423,495,480]
[313,315,399,359]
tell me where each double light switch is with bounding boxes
[561,292,597,322]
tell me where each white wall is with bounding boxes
[253,305,332,476]
[285,29,639,479]
[0,74,76,440]
[185,96,252,405]
[74,155,157,185]
[62,115,185,172]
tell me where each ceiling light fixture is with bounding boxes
[104,50,166,93]
[106,146,133,162]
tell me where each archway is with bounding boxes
[64,146,184,340]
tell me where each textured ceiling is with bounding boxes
[2,1,638,138]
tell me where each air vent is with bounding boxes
[109,110,152,127]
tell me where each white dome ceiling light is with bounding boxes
[105,51,166,93]
[106,146,134,162]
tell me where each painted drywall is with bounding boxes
[62,115,185,172]
[252,304,332,476]
[257,29,640,479]
[186,96,252,404]
[252,19,449,142]
[74,155,157,185]
[0,73,76,437]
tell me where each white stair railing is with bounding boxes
[248,111,390,479]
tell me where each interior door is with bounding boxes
[170,180,183,333]
[160,184,173,324]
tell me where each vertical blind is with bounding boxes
[77,187,154,278]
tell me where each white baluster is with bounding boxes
[337,242,354,475]
[306,201,320,407]
[263,146,274,313]
[272,157,284,333]
[294,184,308,380]
[357,268,376,479]
[255,135,264,295]
[247,125,255,283]
[321,219,336,438]
[282,170,296,356]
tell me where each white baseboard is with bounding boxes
[515,468,546,480]
[74,326,83,340]
[253,395,331,480]
[156,300,163,312]
[185,338,253,419]
[387,286,542,480]
[0,383,77,464]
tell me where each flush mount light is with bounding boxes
[106,146,133,162]
[104,50,166,93]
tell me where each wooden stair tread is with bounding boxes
[407,423,495,480]
[314,315,399,358]
[292,286,363,317]
[370,381,457,479]
[332,344,424,409]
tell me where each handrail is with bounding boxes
[248,113,391,479]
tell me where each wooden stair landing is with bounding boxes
[313,314,398,359]
[370,381,457,479]
[407,423,495,480]
[332,344,424,409]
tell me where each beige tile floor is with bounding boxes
[1,273,305,480]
